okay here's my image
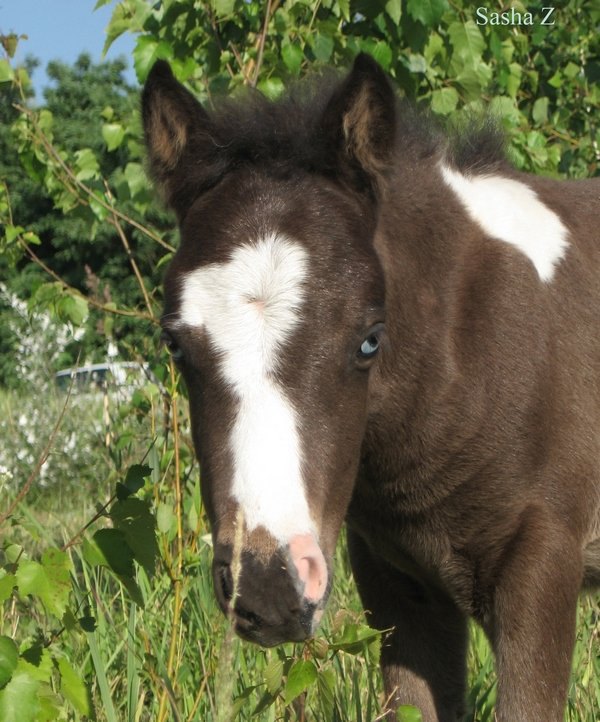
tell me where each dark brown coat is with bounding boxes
[143,54,600,721]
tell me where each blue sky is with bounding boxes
[0,0,137,99]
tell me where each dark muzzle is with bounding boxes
[213,540,329,647]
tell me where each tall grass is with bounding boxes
[1,381,599,721]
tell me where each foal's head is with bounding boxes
[143,55,395,645]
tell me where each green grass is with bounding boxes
[1,385,599,721]
[4,494,599,721]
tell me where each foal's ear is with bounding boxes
[320,53,396,196]
[142,61,211,213]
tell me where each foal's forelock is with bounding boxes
[176,234,316,544]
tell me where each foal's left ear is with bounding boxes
[320,53,396,197]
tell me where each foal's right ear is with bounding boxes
[320,53,396,198]
[142,61,211,213]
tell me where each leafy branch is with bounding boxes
[14,102,175,254]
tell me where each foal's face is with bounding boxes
[143,53,395,645]
[161,173,384,644]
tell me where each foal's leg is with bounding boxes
[488,506,582,722]
[347,530,467,722]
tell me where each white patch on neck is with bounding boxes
[178,234,313,544]
[440,164,569,282]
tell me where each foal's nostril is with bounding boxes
[219,564,233,602]
[234,605,262,629]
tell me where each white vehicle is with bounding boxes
[55,362,157,396]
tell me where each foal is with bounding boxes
[143,54,600,721]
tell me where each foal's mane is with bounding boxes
[201,70,508,178]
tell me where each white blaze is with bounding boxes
[440,164,569,282]
[179,234,313,543]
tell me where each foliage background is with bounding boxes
[0,1,599,720]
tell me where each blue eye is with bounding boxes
[357,324,384,362]
[359,335,380,357]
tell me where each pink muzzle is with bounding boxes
[288,533,329,603]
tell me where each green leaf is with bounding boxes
[282,659,318,704]
[3,546,22,565]
[368,631,382,664]
[157,502,175,535]
[448,21,485,64]
[526,130,546,149]
[37,108,54,135]
[82,536,107,567]
[78,615,97,632]
[532,97,549,125]
[124,162,149,198]
[58,658,89,715]
[407,54,427,74]
[74,148,100,182]
[116,482,131,501]
[257,77,285,100]
[499,37,515,64]
[62,609,77,632]
[133,36,174,83]
[504,63,522,99]
[4,225,24,244]
[212,0,236,16]
[41,548,72,614]
[385,0,402,24]
[336,0,350,21]
[0,637,18,689]
[89,193,109,221]
[329,622,382,655]
[20,647,53,683]
[103,0,151,55]
[15,549,72,619]
[92,528,135,577]
[317,667,335,720]
[37,686,62,721]
[430,87,459,115]
[171,56,197,83]
[563,62,579,80]
[231,685,256,716]
[116,432,135,451]
[119,574,145,607]
[0,60,15,83]
[489,96,521,126]
[264,657,283,695]
[397,705,424,722]
[252,689,278,716]
[21,231,41,246]
[371,41,393,71]
[110,498,158,577]
[122,464,152,497]
[311,33,334,63]
[548,71,562,88]
[424,33,444,64]
[406,0,447,26]
[102,122,125,151]
[0,574,16,604]
[0,669,39,722]
[187,502,198,532]
[282,43,303,76]
[58,293,89,326]
[1,34,22,59]
[454,63,491,98]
